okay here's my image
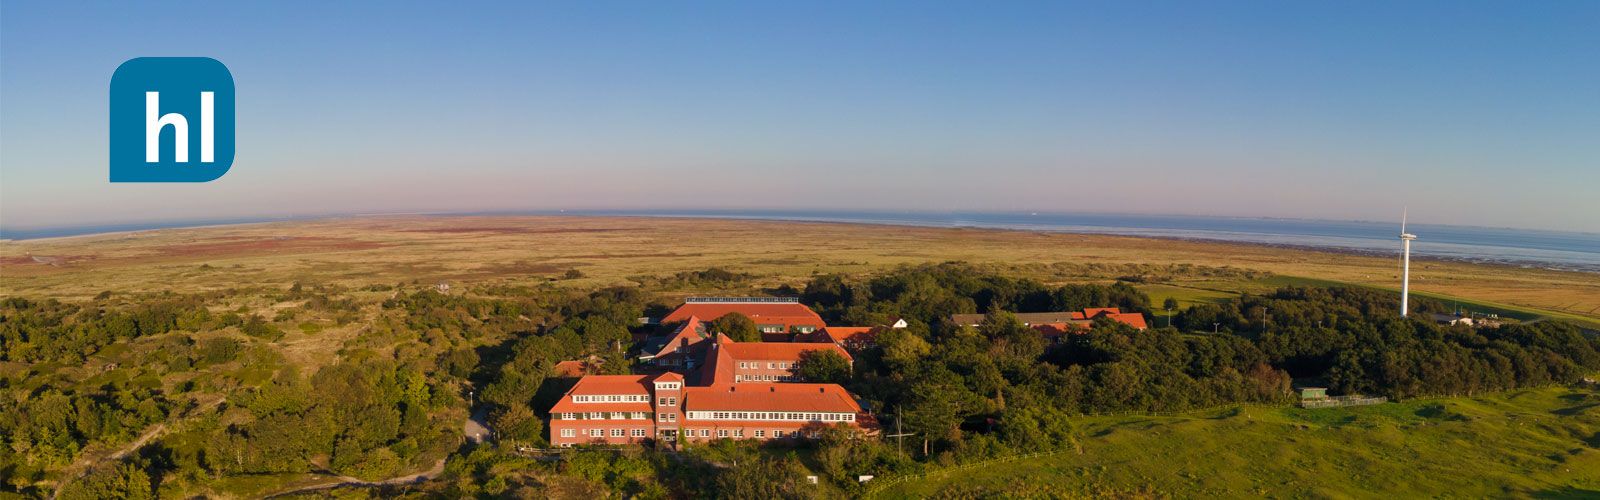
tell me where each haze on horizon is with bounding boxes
[2,2,1597,233]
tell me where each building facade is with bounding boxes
[553,328,870,446]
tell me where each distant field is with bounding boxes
[2,215,1596,326]
[874,386,1600,498]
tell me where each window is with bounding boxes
[561,413,577,420]
[659,414,669,422]
[610,428,625,437]
[773,430,785,438]
[717,429,729,438]
[667,397,677,406]
[739,362,748,369]
[590,412,605,419]
[754,430,765,438]
[734,429,744,438]
[700,429,711,437]
[610,412,625,420]
[631,429,646,437]
[589,429,603,437]
[560,429,575,438]
[632,412,647,420]
[658,397,668,406]
[668,413,677,422]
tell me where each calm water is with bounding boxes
[5,210,1599,272]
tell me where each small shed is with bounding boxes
[1298,387,1328,400]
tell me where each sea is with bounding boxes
[4,210,1598,273]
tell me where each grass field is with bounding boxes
[874,386,1600,499]
[3,216,1596,328]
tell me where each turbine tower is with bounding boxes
[1399,208,1417,317]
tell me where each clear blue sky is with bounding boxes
[3,1,1597,232]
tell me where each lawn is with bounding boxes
[874,386,1600,498]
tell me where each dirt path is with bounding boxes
[51,395,226,499]
[260,457,448,498]
[261,408,485,498]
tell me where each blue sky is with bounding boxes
[2,1,1597,232]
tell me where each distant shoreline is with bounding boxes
[4,211,1597,274]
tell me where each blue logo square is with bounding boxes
[110,57,234,182]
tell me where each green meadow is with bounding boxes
[874,386,1600,498]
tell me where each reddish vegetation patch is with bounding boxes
[402,227,637,235]
[151,237,384,258]
[0,255,90,266]
[566,252,703,260]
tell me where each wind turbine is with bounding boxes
[1399,208,1417,317]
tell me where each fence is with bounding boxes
[1299,396,1387,408]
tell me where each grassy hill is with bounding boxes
[873,386,1600,498]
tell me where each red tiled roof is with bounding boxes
[552,360,589,378]
[694,334,738,386]
[1033,322,1088,338]
[663,302,825,328]
[1104,312,1148,330]
[548,401,654,413]
[815,327,875,344]
[723,340,853,364]
[643,316,710,359]
[684,383,863,413]
[564,374,652,395]
[549,375,655,413]
[1082,308,1121,318]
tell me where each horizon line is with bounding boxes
[4,207,1600,242]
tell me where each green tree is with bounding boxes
[794,349,852,384]
[710,312,761,342]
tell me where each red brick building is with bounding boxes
[696,333,852,383]
[951,307,1149,343]
[551,335,870,447]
